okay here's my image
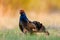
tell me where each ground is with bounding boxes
[0,27,60,40]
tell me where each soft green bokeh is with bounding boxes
[0,28,60,40]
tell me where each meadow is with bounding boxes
[0,27,60,40]
[0,0,60,40]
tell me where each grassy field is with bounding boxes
[0,28,60,40]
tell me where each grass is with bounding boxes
[0,28,60,40]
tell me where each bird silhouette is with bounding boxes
[19,10,49,35]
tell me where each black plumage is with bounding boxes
[19,10,49,35]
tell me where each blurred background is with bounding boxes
[0,0,60,30]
